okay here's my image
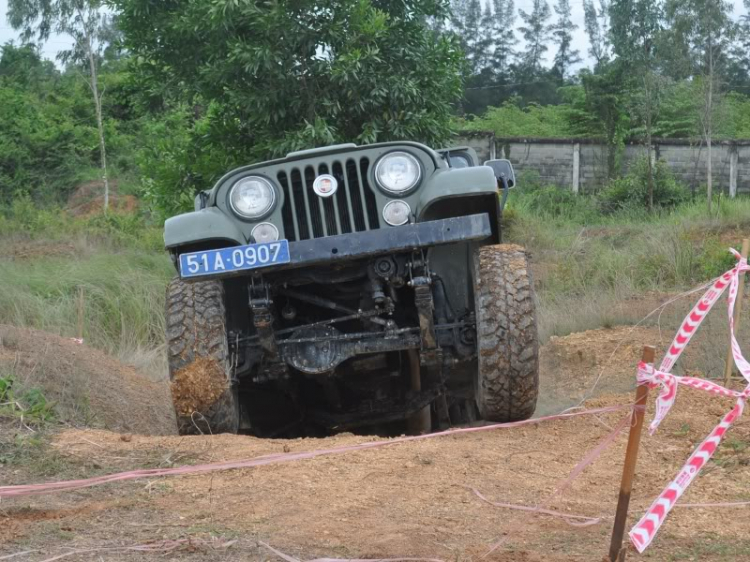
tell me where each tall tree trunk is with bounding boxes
[647,133,654,212]
[706,33,714,214]
[84,31,109,211]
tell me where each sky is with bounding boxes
[1,0,748,72]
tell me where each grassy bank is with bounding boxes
[0,204,173,379]
[2,189,749,381]
[504,184,750,346]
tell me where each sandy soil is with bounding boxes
[1,326,749,561]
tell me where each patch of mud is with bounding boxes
[0,325,175,435]
[170,357,228,417]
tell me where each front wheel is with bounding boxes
[473,244,539,422]
[166,276,239,435]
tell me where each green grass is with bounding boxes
[504,186,750,342]
[0,204,174,378]
[3,187,750,374]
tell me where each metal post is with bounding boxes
[724,239,750,386]
[729,145,738,199]
[608,345,654,562]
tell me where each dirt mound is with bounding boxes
[1,326,748,561]
[170,357,228,417]
[537,325,662,415]
[66,179,139,217]
[0,325,175,435]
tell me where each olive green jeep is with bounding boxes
[164,142,538,436]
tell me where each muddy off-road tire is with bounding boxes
[474,244,539,422]
[166,277,239,435]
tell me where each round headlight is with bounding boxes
[374,152,421,194]
[251,222,279,243]
[382,200,411,226]
[229,176,276,219]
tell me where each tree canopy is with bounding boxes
[113,0,463,159]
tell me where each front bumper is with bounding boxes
[275,213,491,272]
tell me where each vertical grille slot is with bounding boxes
[317,163,340,235]
[332,161,353,234]
[277,171,299,242]
[291,168,313,240]
[303,166,325,238]
[359,158,380,229]
[345,158,368,232]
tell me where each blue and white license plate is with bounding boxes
[180,240,290,279]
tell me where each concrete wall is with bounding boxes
[458,133,750,196]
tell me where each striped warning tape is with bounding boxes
[629,252,750,553]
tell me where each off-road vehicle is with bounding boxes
[164,142,538,436]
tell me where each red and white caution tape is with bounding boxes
[0,404,631,500]
[629,252,750,553]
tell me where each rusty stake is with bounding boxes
[607,345,654,562]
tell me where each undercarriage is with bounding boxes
[167,214,538,437]
[226,248,478,435]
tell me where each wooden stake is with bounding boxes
[77,286,85,341]
[724,238,750,386]
[607,345,654,562]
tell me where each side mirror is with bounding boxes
[484,159,516,189]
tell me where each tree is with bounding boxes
[579,63,629,179]
[583,0,611,69]
[665,0,735,212]
[610,0,665,210]
[476,2,495,74]
[451,0,484,74]
[8,0,115,210]
[518,0,552,76]
[550,0,582,80]
[490,0,517,78]
[0,44,93,203]
[114,0,463,213]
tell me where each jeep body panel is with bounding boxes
[165,141,500,252]
[164,207,246,249]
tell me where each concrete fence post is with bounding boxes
[729,144,738,198]
[572,142,581,194]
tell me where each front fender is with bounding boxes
[417,165,501,242]
[164,207,246,250]
[416,166,498,217]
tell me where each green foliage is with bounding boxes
[599,157,689,213]
[653,81,700,138]
[717,92,750,139]
[0,43,149,205]
[136,104,238,219]
[507,170,599,221]
[0,375,55,425]
[114,0,463,218]
[518,0,552,74]
[459,99,574,137]
[0,45,93,203]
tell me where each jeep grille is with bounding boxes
[277,157,380,241]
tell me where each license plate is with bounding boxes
[179,240,290,279]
